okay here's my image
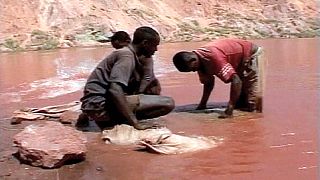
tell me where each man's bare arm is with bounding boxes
[138,58,154,93]
[196,80,214,110]
[109,82,138,124]
[219,74,242,118]
[109,82,157,130]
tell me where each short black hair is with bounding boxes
[132,26,160,44]
[172,51,194,72]
[110,31,131,42]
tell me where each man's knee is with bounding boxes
[137,95,175,116]
[161,96,175,113]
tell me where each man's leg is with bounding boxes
[84,95,174,129]
[133,95,175,120]
[234,72,257,112]
[235,91,248,110]
[246,76,259,112]
[256,47,266,112]
[82,109,116,130]
[243,48,265,112]
[75,113,90,127]
[247,47,265,112]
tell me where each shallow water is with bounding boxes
[0,38,319,179]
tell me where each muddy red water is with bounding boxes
[0,38,319,179]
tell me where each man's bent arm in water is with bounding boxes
[196,76,215,110]
[219,74,242,118]
[196,81,214,110]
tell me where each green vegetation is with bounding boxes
[305,18,320,30]
[73,24,109,43]
[31,29,47,36]
[254,28,271,38]
[41,38,59,50]
[30,29,59,50]
[259,18,281,24]
[291,29,318,38]
[190,20,199,26]
[126,8,159,19]
[177,22,205,33]
[3,38,22,51]
[75,34,96,42]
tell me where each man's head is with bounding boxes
[172,51,200,72]
[132,26,160,58]
[110,31,131,49]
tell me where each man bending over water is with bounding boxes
[173,39,265,118]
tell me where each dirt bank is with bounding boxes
[0,0,319,51]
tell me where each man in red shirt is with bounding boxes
[172,39,265,118]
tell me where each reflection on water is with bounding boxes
[0,58,95,103]
[0,38,318,179]
[0,48,109,104]
[0,47,180,104]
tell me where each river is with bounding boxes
[0,38,319,179]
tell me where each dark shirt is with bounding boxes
[80,45,140,111]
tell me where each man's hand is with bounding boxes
[218,112,233,119]
[196,103,206,110]
[145,79,161,95]
[218,105,233,119]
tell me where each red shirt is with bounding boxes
[194,39,253,83]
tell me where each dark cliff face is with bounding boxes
[0,0,319,51]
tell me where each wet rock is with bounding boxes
[11,111,46,124]
[59,110,81,124]
[13,121,87,168]
[11,101,81,124]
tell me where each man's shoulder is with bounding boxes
[102,47,135,63]
[99,47,135,65]
[112,46,135,56]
